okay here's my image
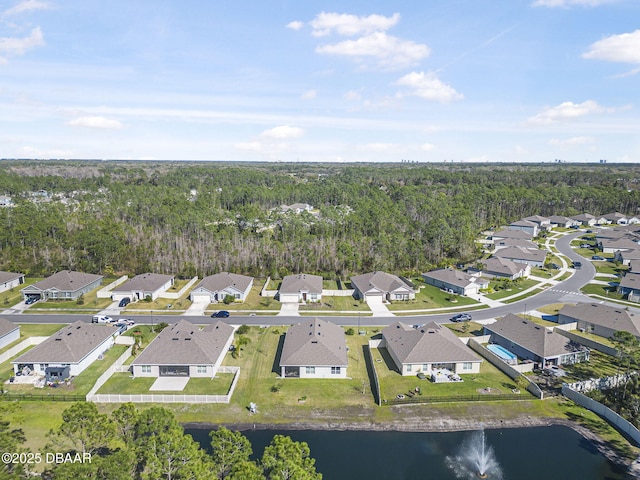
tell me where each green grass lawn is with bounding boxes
[0,278,43,307]
[485,279,538,300]
[372,347,529,403]
[568,330,617,348]
[530,267,554,279]
[28,277,118,311]
[125,293,192,312]
[580,283,625,300]
[561,350,619,383]
[3,344,129,397]
[536,303,571,315]
[386,284,479,311]
[97,372,235,395]
[445,321,485,337]
[594,263,628,276]
[299,296,370,313]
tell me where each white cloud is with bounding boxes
[583,30,640,64]
[301,90,317,100]
[316,32,430,70]
[421,143,435,151]
[286,20,304,31]
[532,0,617,7]
[66,116,123,129]
[344,90,362,101]
[549,136,595,146]
[359,142,395,151]
[0,27,44,62]
[3,0,51,17]
[310,12,400,37]
[260,125,304,139]
[395,71,463,103]
[527,100,604,125]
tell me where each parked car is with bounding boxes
[549,263,560,269]
[592,255,604,260]
[118,297,131,307]
[572,261,582,269]
[580,244,591,249]
[24,296,38,305]
[450,313,472,322]
[119,318,135,326]
[92,315,113,324]
[113,323,128,334]
[211,310,230,318]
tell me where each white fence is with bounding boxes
[88,366,241,404]
[322,289,355,297]
[0,336,47,364]
[562,385,640,446]
[261,277,278,297]
[85,346,133,401]
[161,276,199,300]
[96,275,129,298]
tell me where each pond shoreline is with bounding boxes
[183,415,639,476]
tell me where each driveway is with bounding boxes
[365,296,393,317]
[278,302,300,316]
[185,297,209,316]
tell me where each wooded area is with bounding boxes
[1,161,639,279]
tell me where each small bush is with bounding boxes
[154,322,168,333]
[237,324,250,335]
[345,327,355,335]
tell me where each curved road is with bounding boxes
[4,231,639,327]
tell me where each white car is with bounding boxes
[92,315,113,324]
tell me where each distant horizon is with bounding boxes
[2,1,639,162]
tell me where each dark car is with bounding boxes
[118,297,131,307]
[450,313,472,322]
[573,261,582,269]
[592,255,604,260]
[211,310,230,318]
[25,296,38,305]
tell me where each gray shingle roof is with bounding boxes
[559,303,640,337]
[12,321,116,364]
[0,317,18,338]
[481,257,528,276]
[132,319,234,366]
[383,321,481,364]
[350,271,415,295]
[279,274,323,295]
[0,271,23,284]
[493,246,547,262]
[113,273,174,293]
[280,319,347,367]
[192,272,253,294]
[25,270,103,292]
[486,314,583,358]
[421,268,477,289]
[492,229,533,240]
[620,272,640,292]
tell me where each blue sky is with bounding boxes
[1,0,639,162]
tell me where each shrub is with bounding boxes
[345,327,355,336]
[223,294,234,305]
[237,324,250,335]
[154,322,168,333]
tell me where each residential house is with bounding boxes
[0,196,13,207]
[492,246,547,268]
[278,274,323,303]
[614,248,640,266]
[508,219,539,237]
[382,321,482,377]
[558,303,640,340]
[548,215,578,229]
[279,318,348,378]
[524,215,551,230]
[21,270,103,301]
[484,314,589,368]
[478,257,531,280]
[0,271,25,294]
[12,321,117,381]
[617,271,640,303]
[570,213,597,227]
[350,271,416,301]
[190,272,254,303]
[492,237,538,252]
[491,229,534,241]
[598,237,639,255]
[603,212,629,225]
[629,259,640,273]
[0,318,20,349]
[280,203,313,214]
[629,216,640,225]
[111,273,174,302]
[131,319,234,378]
[422,269,489,296]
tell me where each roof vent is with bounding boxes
[172,337,179,341]
[185,338,191,341]
[55,338,62,341]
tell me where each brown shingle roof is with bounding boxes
[383,321,481,364]
[113,273,174,293]
[280,319,347,367]
[559,303,640,337]
[279,274,323,295]
[26,270,103,292]
[132,319,234,366]
[12,321,116,364]
[192,272,253,295]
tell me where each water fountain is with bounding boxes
[446,430,503,480]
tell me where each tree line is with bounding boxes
[1,401,321,480]
[1,161,639,279]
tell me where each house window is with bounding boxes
[305,367,315,374]
[422,364,429,371]
[196,365,207,374]
[141,365,152,374]
[406,364,412,372]
[331,367,341,375]
[462,362,472,371]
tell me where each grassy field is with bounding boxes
[299,296,370,313]
[568,330,617,348]
[485,279,538,300]
[536,303,571,315]
[372,347,529,403]
[97,372,235,395]
[444,322,485,337]
[580,283,625,300]
[386,284,479,311]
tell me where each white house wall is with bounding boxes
[0,329,20,350]
[298,365,347,379]
[0,277,22,294]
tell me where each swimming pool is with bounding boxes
[487,344,518,364]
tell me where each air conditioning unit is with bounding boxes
[579,328,585,333]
